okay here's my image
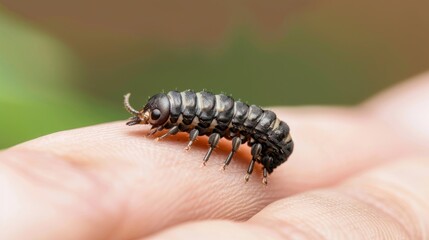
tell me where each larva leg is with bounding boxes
[202,133,220,166]
[155,126,179,141]
[262,166,269,185]
[185,129,199,151]
[221,136,241,170]
[245,143,262,182]
[244,160,255,183]
[260,155,272,185]
[147,126,163,136]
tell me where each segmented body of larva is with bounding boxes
[124,90,294,185]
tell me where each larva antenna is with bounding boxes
[124,93,140,115]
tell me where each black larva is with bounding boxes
[124,90,294,185]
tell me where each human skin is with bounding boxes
[1,73,429,240]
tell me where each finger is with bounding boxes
[362,72,429,149]
[269,106,419,195]
[0,150,121,240]
[147,157,429,240]
[8,124,284,239]
[10,106,418,239]
[14,106,419,195]
[270,71,429,193]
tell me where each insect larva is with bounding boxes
[124,90,294,185]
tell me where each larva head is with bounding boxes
[124,93,170,127]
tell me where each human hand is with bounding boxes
[1,73,429,239]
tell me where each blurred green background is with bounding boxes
[1,1,429,149]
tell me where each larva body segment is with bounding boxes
[124,90,294,185]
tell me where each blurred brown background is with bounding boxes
[1,0,428,148]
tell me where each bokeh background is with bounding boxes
[1,1,429,149]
